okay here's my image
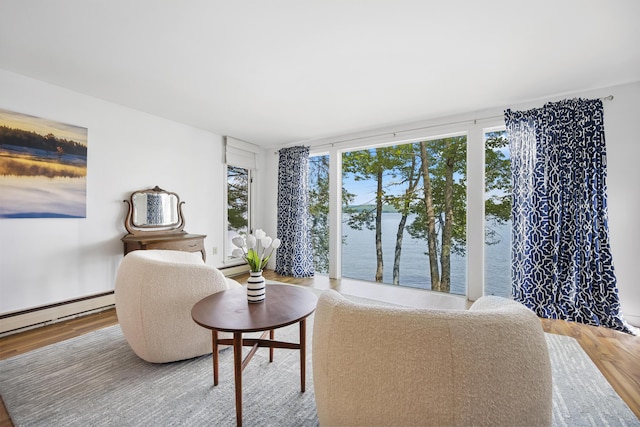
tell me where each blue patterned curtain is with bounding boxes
[505,98,633,334]
[275,146,315,277]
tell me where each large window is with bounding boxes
[307,121,512,301]
[226,165,250,264]
[340,136,468,295]
[483,130,511,297]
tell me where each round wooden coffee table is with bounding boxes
[191,284,317,427]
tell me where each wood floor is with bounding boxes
[1,271,639,426]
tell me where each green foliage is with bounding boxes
[342,146,415,281]
[246,248,261,270]
[407,136,468,256]
[484,131,511,244]
[344,204,398,213]
[385,143,422,213]
[308,155,330,273]
[342,146,416,231]
[227,166,249,233]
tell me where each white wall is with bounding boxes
[264,81,640,326]
[603,82,640,327]
[0,69,227,314]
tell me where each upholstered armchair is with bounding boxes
[312,290,552,427]
[114,250,241,363]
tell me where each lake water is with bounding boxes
[341,213,511,297]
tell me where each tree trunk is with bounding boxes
[393,213,407,285]
[419,141,441,291]
[375,167,384,282]
[393,152,420,285]
[440,152,455,293]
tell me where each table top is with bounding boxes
[191,284,318,333]
[121,232,205,243]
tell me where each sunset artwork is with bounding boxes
[0,108,88,218]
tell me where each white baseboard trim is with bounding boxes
[624,313,640,328]
[0,293,115,336]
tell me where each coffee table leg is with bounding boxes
[300,318,306,392]
[212,330,219,386]
[269,329,274,362]
[233,332,243,427]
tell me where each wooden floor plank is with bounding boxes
[1,271,638,425]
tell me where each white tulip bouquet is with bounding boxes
[232,229,281,272]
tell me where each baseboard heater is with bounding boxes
[0,292,116,336]
[0,267,249,336]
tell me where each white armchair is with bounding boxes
[312,290,552,426]
[114,250,241,363]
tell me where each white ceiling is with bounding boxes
[1,1,639,147]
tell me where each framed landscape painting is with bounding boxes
[0,108,88,218]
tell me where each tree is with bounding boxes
[343,147,406,282]
[308,154,357,274]
[319,132,511,294]
[386,144,422,285]
[308,155,330,273]
[408,136,467,292]
[484,131,511,244]
[227,166,249,234]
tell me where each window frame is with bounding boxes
[224,164,253,267]
[223,136,260,267]
[337,135,469,294]
[483,125,511,297]
[307,118,507,302]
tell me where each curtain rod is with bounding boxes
[285,116,499,152]
[277,95,614,152]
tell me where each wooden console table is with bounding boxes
[121,232,207,261]
[121,186,206,261]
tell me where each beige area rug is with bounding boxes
[1,289,637,426]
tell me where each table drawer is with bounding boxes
[146,239,204,252]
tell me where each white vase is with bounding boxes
[247,270,266,303]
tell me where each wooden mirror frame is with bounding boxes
[123,186,186,235]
